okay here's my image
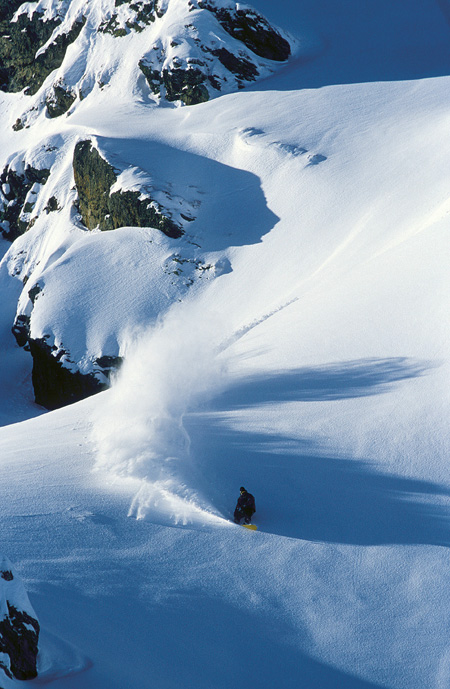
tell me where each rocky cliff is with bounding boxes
[0,556,40,682]
[73,140,183,237]
[0,0,299,409]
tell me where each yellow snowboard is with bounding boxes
[243,524,257,531]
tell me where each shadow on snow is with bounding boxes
[32,578,389,689]
[94,136,279,252]
[190,357,450,545]
[248,0,450,91]
[214,357,431,407]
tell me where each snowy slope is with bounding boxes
[0,0,300,402]
[0,0,450,688]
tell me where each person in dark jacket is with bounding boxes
[234,486,256,525]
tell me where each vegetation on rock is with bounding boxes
[0,164,50,240]
[73,140,183,238]
[0,9,85,96]
[46,83,77,118]
[162,66,210,104]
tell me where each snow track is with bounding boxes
[0,0,449,687]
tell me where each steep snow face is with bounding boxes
[0,123,249,407]
[0,1,449,689]
[0,0,301,409]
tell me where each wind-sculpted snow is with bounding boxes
[0,1,449,687]
[92,301,228,523]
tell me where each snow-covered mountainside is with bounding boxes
[0,0,449,687]
[0,0,300,408]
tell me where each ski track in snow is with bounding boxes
[0,0,450,687]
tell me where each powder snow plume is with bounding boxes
[92,302,228,524]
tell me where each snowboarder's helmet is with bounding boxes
[240,486,246,493]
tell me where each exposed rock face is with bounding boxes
[73,141,117,230]
[4,133,198,410]
[73,140,183,238]
[0,8,85,96]
[99,0,159,36]
[0,604,40,680]
[11,304,122,411]
[151,64,210,105]
[0,163,50,240]
[1,0,294,119]
[197,1,291,62]
[138,0,293,105]
[11,314,30,349]
[0,0,296,412]
[0,557,40,681]
[46,83,77,118]
[211,47,258,81]
[28,337,112,410]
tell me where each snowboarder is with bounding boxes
[234,486,256,525]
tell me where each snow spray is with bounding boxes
[92,301,227,523]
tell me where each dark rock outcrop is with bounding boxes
[139,59,210,104]
[0,559,40,681]
[0,163,50,240]
[73,140,183,238]
[46,83,77,118]
[73,141,116,230]
[28,337,110,410]
[0,603,40,680]
[11,279,124,410]
[139,0,292,105]
[12,324,123,411]
[197,1,291,61]
[211,47,258,81]
[44,195,61,213]
[0,9,85,96]
[138,61,162,96]
[162,66,209,105]
[99,0,157,35]
[11,314,30,349]
[12,300,122,410]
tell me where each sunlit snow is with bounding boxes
[0,0,449,687]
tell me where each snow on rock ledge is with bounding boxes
[0,0,300,411]
[72,139,185,237]
[138,0,295,105]
[0,556,40,682]
[2,0,298,125]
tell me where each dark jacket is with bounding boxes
[236,491,256,514]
